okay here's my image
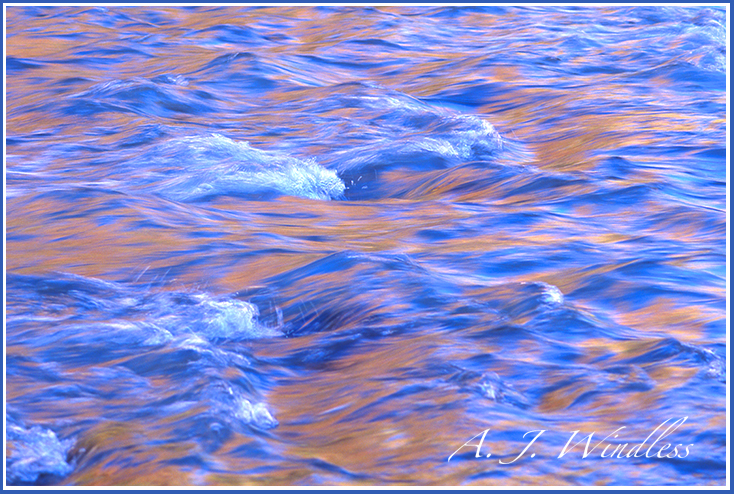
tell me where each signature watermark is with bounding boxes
[448,417,693,463]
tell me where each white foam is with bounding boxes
[136,134,345,201]
[203,383,279,430]
[6,420,74,484]
[540,283,565,306]
[198,298,282,340]
[332,103,503,173]
[234,397,279,429]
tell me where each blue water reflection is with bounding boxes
[5,5,727,486]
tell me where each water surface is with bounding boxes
[5,6,728,486]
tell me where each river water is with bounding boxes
[4,5,728,487]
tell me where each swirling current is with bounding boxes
[4,5,728,487]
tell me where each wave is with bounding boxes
[278,82,506,167]
[6,271,281,483]
[67,76,218,118]
[128,134,345,201]
[56,79,513,203]
[324,83,504,170]
[6,414,75,485]
[237,82,516,198]
[7,272,283,344]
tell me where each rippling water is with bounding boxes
[5,5,728,486]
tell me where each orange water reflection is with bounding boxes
[6,5,725,487]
